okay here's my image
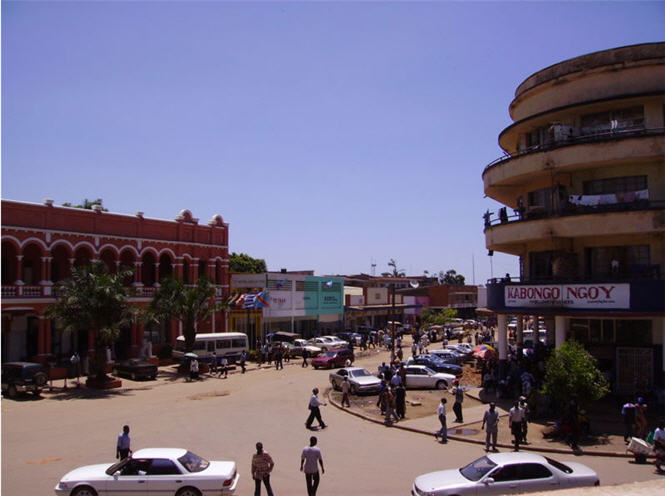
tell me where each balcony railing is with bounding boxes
[484,199,665,229]
[2,284,225,300]
[487,269,663,285]
[483,127,665,175]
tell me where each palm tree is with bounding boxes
[146,276,218,352]
[47,261,135,383]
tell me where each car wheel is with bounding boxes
[313,365,319,370]
[33,371,48,387]
[176,487,202,496]
[321,347,327,352]
[71,485,98,496]
[7,385,18,399]
[436,380,448,390]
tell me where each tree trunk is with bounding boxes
[94,339,109,382]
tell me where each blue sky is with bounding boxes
[3,1,664,283]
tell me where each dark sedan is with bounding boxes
[113,359,158,380]
[311,349,354,369]
[406,356,463,377]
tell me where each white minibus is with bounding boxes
[173,332,249,364]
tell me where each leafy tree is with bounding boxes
[541,340,609,413]
[62,198,108,211]
[47,261,135,382]
[229,252,267,274]
[421,307,458,326]
[441,269,465,285]
[146,276,218,352]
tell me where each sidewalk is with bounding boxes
[328,386,642,458]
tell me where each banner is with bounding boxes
[504,284,630,309]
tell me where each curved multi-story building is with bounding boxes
[482,42,665,394]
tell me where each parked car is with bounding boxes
[335,332,362,346]
[405,356,463,377]
[411,452,599,496]
[291,339,322,357]
[329,367,381,394]
[1,361,49,398]
[308,336,347,351]
[311,349,354,369]
[403,365,456,390]
[427,350,462,365]
[113,359,158,381]
[54,447,239,496]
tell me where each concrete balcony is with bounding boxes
[482,129,664,206]
[486,277,665,315]
[485,206,665,255]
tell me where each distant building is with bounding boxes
[1,199,229,366]
[229,271,344,343]
[482,42,665,392]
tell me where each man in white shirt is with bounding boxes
[509,400,525,451]
[305,388,327,430]
[434,397,447,443]
[300,436,324,496]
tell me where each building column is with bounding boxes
[130,320,141,357]
[497,314,508,378]
[555,315,566,349]
[191,259,200,282]
[660,318,665,387]
[37,316,49,356]
[133,262,143,287]
[516,315,524,346]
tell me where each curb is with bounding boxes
[326,390,638,458]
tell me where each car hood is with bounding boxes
[59,463,113,482]
[352,376,381,386]
[414,469,472,493]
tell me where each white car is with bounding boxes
[292,339,322,357]
[411,452,599,496]
[309,336,348,351]
[403,365,456,390]
[54,448,239,496]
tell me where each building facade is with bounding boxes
[1,199,229,366]
[230,272,344,344]
[482,42,665,393]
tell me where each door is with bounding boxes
[146,458,187,495]
[405,368,425,388]
[616,347,653,395]
[106,459,150,496]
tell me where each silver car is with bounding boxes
[329,367,381,394]
[403,365,455,390]
[412,452,599,496]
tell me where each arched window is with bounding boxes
[1,241,17,284]
[141,252,157,287]
[51,245,71,283]
[158,253,173,282]
[119,249,136,286]
[100,248,117,274]
[22,243,43,285]
[199,259,208,281]
[183,259,191,284]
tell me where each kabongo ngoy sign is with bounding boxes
[505,284,630,309]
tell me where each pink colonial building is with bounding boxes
[1,199,229,367]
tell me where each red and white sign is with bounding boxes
[505,284,630,309]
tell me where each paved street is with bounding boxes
[2,347,664,495]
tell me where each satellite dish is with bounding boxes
[410,280,420,288]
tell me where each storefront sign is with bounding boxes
[505,284,630,309]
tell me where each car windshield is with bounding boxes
[349,369,371,378]
[178,451,210,473]
[323,352,337,358]
[459,456,497,481]
[106,458,129,476]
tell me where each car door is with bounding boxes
[107,459,150,496]
[405,368,424,388]
[481,464,521,494]
[515,463,558,493]
[334,369,347,388]
[146,458,187,495]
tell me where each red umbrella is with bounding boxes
[473,348,497,360]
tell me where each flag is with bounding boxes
[235,294,246,308]
[255,291,270,308]
[276,280,286,289]
[227,293,239,306]
[243,292,257,309]
[325,280,333,288]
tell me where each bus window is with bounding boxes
[217,340,231,349]
[232,338,247,348]
[194,341,205,350]
[207,342,215,352]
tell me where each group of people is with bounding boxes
[622,397,665,471]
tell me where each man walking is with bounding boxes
[509,400,525,451]
[452,379,464,423]
[116,425,132,459]
[482,402,499,452]
[219,355,228,379]
[239,350,247,374]
[395,383,407,420]
[434,397,448,443]
[384,387,399,425]
[275,346,283,370]
[305,388,327,430]
[519,396,530,444]
[302,348,309,368]
[300,436,324,496]
[251,442,275,496]
[341,377,351,408]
